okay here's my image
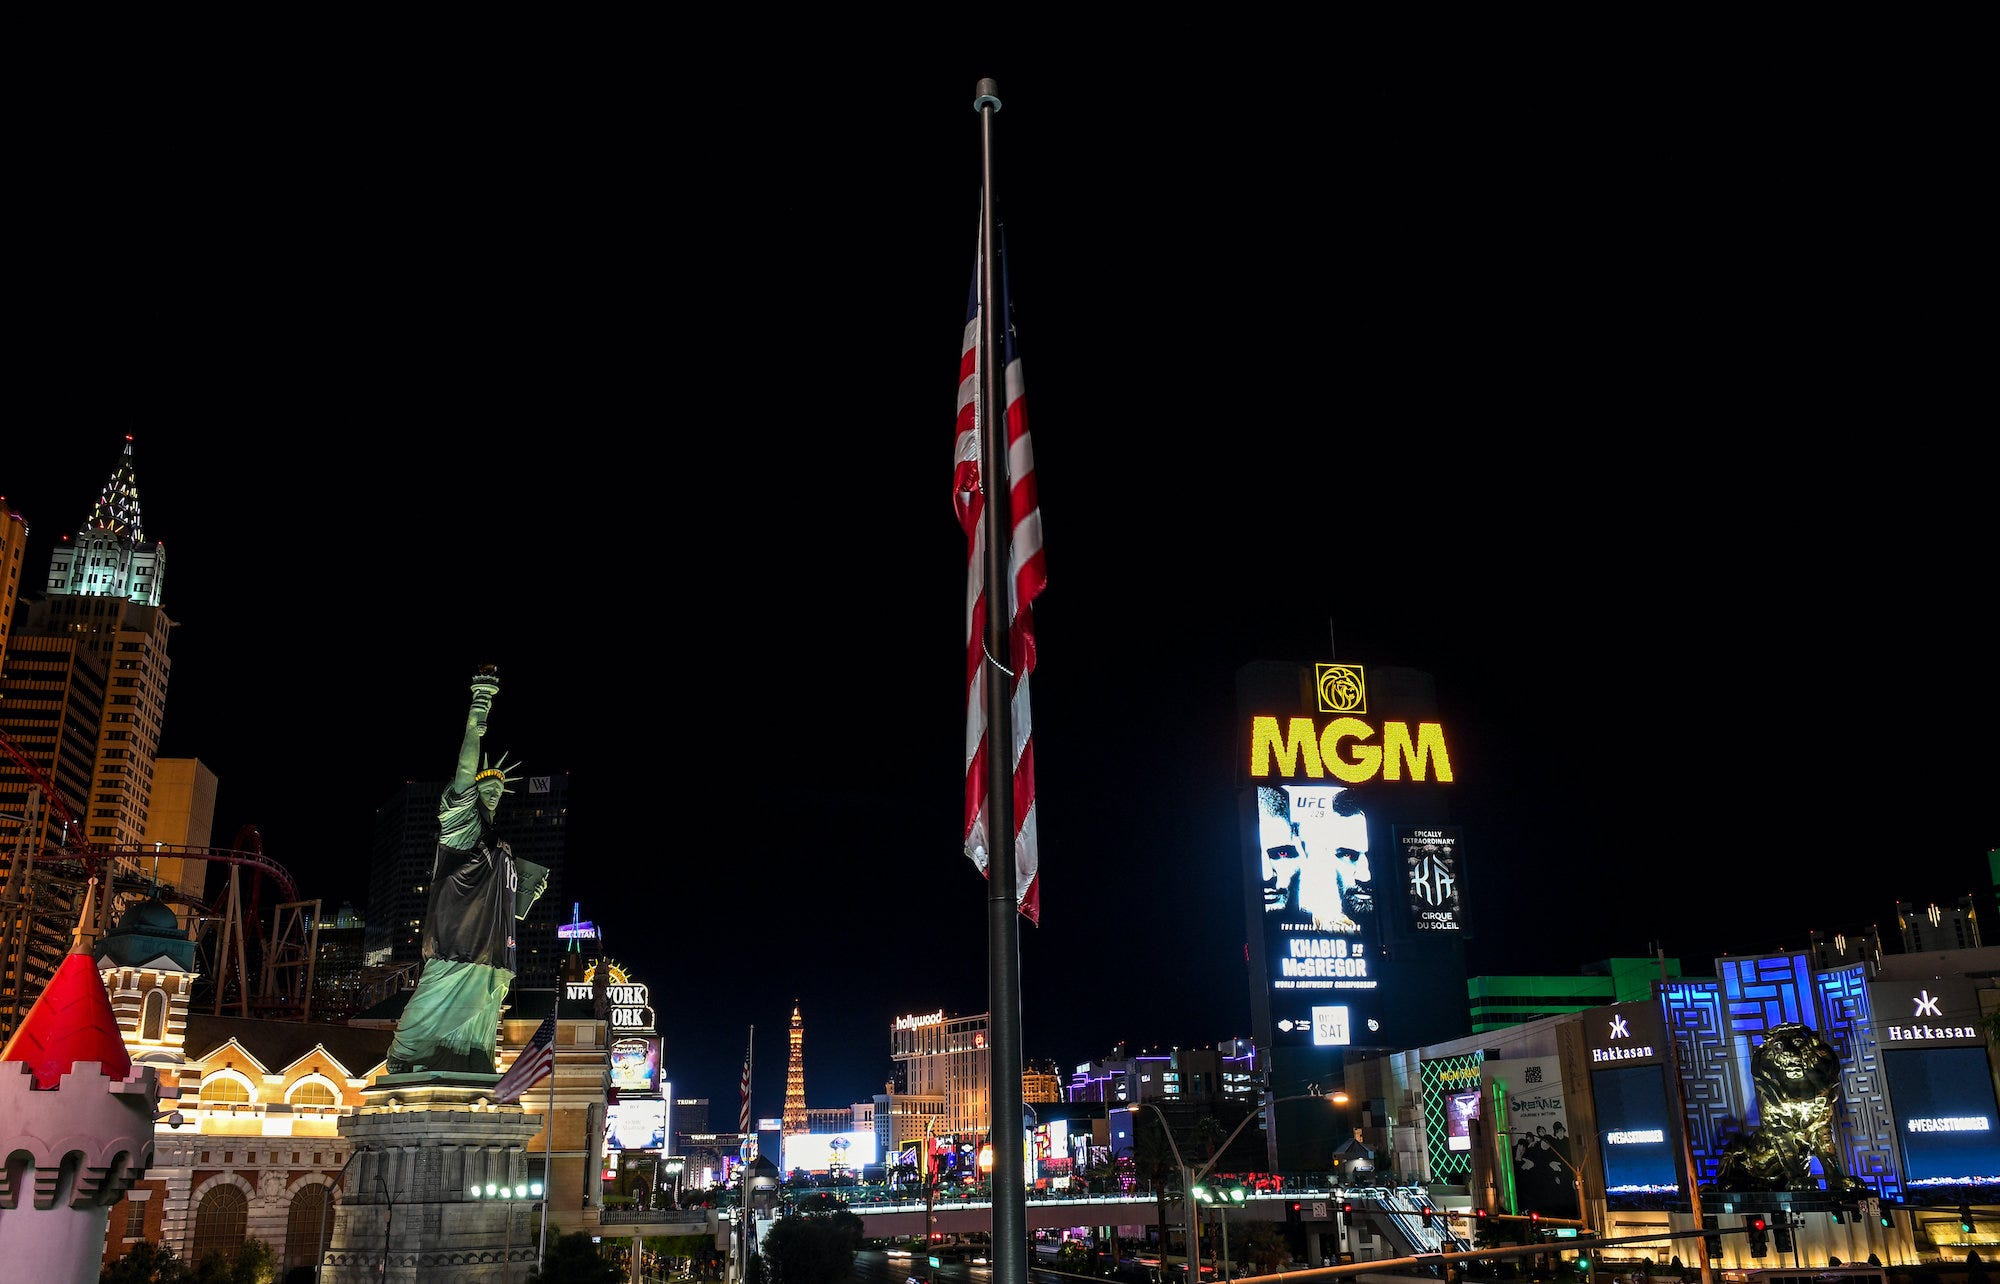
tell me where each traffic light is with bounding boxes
[1574,1255,1591,1275]
[1880,1204,1895,1229]
[1287,1201,1301,1224]
[1701,1214,1721,1260]
[1962,1203,1975,1234]
[1747,1215,1769,1258]
[1773,1218,1794,1254]
[1421,1205,1434,1227]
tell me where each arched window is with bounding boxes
[284,1184,333,1273]
[190,1184,248,1266]
[140,990,167,1041]
[290,1081,337,1108]
[200,1076,250,1104]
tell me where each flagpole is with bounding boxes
[973,74,1028,1284]
[740,1026,754,1284]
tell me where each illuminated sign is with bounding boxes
[1247,716,1454,782]
[1447,1089,1480,1152]
[894,1010,945,1031]
[604,1098,669,1152]
[781,1130,879,1174]
[1243,659,1466,1053]
[1590,1063,1680,1197]
[1397,828,1464,932]
[565,961,654,1030]
[1884,1046,2000,1183]
[1584,1002,1667,1067]
[1311,1005,1350,1046]
[558,902,597,939]
[1872,981,1983,1045]
[610,1038,660,1094]
[757,1118,783,1131]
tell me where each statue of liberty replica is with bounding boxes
[388,663,551,1073]
[324,665,556,1283]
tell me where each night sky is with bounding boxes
[7,59,1990,1124]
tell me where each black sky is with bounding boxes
[7,55,1991,1122]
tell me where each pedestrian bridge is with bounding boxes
[603,1184,1470,1252]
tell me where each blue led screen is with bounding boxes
[1885,1046,2000,1188]
[1591,1063,1680,1196]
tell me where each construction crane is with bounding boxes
[0,725,321,1044]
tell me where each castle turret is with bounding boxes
[0,937,168,1282]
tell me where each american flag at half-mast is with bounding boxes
[738,1047,752,1133]
[495,1011,557,1104]
[954,221,1044,924]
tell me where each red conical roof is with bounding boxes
[0,953,131,1088]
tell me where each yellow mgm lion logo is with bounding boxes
[1712,1022,1869,1193]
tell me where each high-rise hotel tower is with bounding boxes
[0,438,212,1043]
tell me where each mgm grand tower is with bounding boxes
[1236,659,1472,1172]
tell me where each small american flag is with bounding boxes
[955,220,1044,924]
[495,1012,557,1104]
[738,1048,752,1134]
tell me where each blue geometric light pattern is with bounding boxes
[1719,953,1816,1128]
[1663,980,1730,1186]
[1818,964,1903,1202]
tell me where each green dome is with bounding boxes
[116,895,185,937]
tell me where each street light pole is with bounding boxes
[1194,1185,1245,1282]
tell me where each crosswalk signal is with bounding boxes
[1747,1215,1769,1258]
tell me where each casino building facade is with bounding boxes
[1336,941,2000,1271]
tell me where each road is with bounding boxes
[852,1247,1081,1284]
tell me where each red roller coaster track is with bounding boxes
[0,726,298,902]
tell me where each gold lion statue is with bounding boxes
[1712,1022,1867,1194]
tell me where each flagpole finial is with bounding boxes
[974,79,1001,113]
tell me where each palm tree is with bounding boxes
[1133,1113,1184,1267]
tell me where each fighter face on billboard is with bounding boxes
[1260,785,1373,927]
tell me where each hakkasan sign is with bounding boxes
[1248,664,1454,782]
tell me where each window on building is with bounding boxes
[191,1185,248,1263]
[201,1076,251,1105]
[140,990,166,1041]
[291,1081,337,1108]
[123,1196,146,1239]
[284,1186,333,1274]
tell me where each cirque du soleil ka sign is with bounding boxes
[1248,663,1454,783]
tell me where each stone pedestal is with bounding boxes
[322,1074,549,1284]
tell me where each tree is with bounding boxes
[1238,1222,1289,1277]
[527,1230,623,1283]
[188,1238,277,1284]
[103,1241,193,1284]
[759,1208,866,1284]
[1133,1114,1182,1258]
[1191,1116,1229,1171]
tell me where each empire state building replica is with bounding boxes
[0,436,184,1045]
